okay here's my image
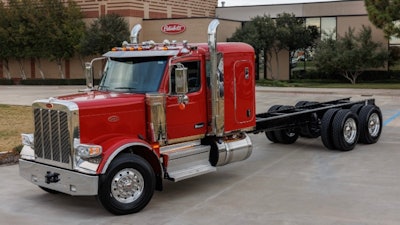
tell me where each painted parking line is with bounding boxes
[383,111,400,126]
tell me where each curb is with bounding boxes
[0,151,20,166]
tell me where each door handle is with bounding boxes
[194,122,204,129]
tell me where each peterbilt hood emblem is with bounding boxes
[46,97,57,108]
[108,115,120,123]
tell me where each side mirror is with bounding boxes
[84,57,106,90]
[85,62,93,89]
[174,64,188,94]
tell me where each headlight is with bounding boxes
[21,133,34,147]
[75,144,102,158]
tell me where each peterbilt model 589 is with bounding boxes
[19,19,382,215]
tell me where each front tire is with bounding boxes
[98,154,155,215]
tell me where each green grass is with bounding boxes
[0,105,33,152]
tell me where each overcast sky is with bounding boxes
[217,0,344,7]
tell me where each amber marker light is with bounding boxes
[76,144,102,158]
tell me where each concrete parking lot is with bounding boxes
[0,85,400,224]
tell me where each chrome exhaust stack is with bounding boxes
[208,19,224,136]
[130,24,142,44]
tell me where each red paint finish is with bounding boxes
[197,42,256,133]
[166,90,207,140]
[54,42,256,174]
[58,92,147,145]
[96,137,152,173]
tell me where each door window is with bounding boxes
[171,61,201,93]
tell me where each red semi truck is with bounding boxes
[19,19,382,215]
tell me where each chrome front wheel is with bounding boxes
[98,154,155,215]
[111,168,145,204]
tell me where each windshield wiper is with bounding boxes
[98,85,110,91]
[114,87,136,90]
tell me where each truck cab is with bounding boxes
[19,19,383,215]
[19,19,255,215]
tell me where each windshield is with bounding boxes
[98,57,168,93]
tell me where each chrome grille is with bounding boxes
[34,108,71,164]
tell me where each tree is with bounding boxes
[273,13,319,79]
[314,26,388,84]
[0,0,84,79]
[229,15,275,79]
[46,0,85,78]
[228,13,318,80]
[7,0,37,79]
[0,1,12,79]
[79,14,129,57]
[365,0,400,38]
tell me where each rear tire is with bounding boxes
[275,128,299,144]
[98,154,155,215]
[265,105,283,143]
[331,109,359,151]
[273,105,298,144]
[321,108,340,150]
[358,105,382,144]
[350,104,364,115]
[295,101,308,107]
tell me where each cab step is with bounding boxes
[160,141,216,182]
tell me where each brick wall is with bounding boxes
[75,0,217,19]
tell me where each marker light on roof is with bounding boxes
[110,40,191,52]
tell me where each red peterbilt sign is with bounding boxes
[161,23,186,34]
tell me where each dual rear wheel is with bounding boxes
[321,105,382,151]
[265,104,382,151]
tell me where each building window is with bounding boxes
[306,17,320,31]
[306,17,337,40]
[321,17,337,40]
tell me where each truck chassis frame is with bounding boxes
[254,98,381,151]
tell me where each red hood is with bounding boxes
[58,91,147,144]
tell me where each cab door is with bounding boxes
[166,60,207,143]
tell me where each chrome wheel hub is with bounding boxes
[368,113,381,137]
[111,168,144,203]
[343,118,357,143]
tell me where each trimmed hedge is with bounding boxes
[292,70,400,82]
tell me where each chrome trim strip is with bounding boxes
[166,134,205,145]
[101,142,153,174]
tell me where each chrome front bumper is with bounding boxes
[19,159,99,196]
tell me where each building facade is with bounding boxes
[216,0,388,80]
[1,0,389,81]
[0,0,225,80]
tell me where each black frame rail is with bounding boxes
[254,98,376,133]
